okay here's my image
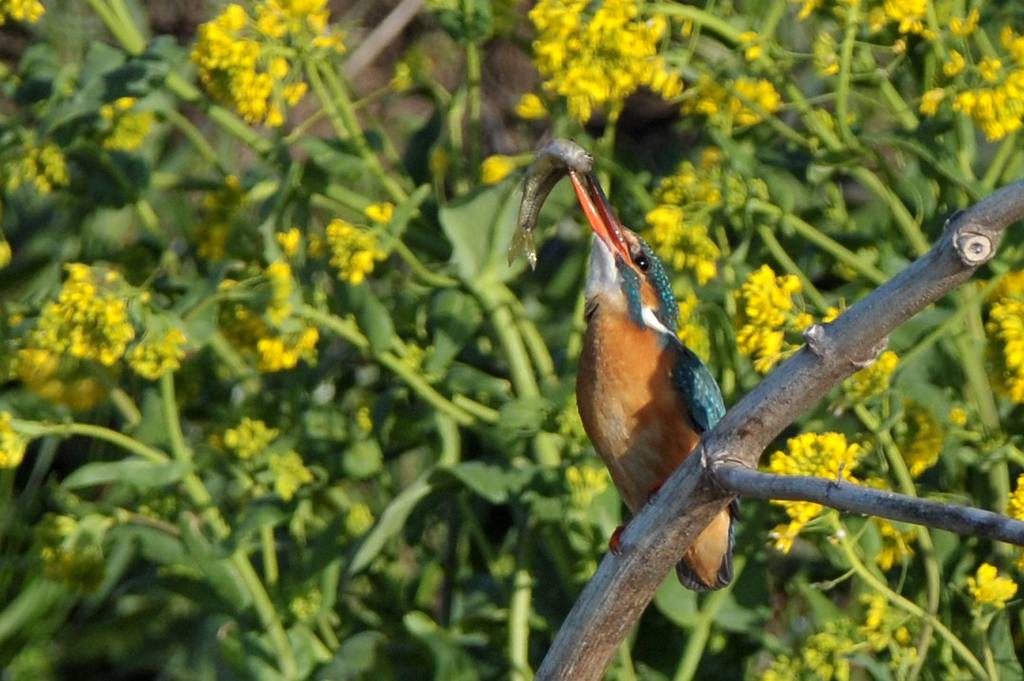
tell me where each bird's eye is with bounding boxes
[634,253,650,271]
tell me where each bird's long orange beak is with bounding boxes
[569,171,630,260]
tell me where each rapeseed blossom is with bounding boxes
[269,450,314,500]
[514,93,547,120]
[0,239,11,269]
[897,400,943,477]
[860,593,918,669]
[0,0,44,24]
[5,139,69,194]
[843,351,899,401]
[36,514,106,593]
[683,76,782,128]
[967,563,1018,609]
[985,272,1024,402]
[325,218,385,284]
[219,292,319,373]
[766,432,863,553]
[529,0,682,122]
[762,620,855,681]
[127,329,187,380]
[0,412,27,469]
[676,290,710,361]
[100,97,154,151]
[364,202,394,224]
[276,227,301,256]
[734,265,806,373]
[191,1,340,126]
[565,464,610,509]
[345,503,374,536]
[223,418,280,460]
[481,155,519,184]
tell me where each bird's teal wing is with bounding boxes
[668,338,725,434]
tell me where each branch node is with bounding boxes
[803,323,829,358]
[954,227,994,266]
[850,337,889,369]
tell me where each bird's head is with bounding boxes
[569,171,679,334]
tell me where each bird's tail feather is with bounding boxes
[675,500,738,592]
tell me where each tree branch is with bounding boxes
[713,465,1024,546]
[536,179,1024,681]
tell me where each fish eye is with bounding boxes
[634,252,649,271]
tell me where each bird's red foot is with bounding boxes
[609,524,626,555]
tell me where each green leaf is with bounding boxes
[404,611,481,681]
[438,181,521,283]
[348,474,437,576]
[441,461,531,504]
[299,137,364,179]
[343,440,383,479]
[496,396,554,443]
[653,574,699,627]
[109,524,187,566]
[62,460,184,490]
[341,285,395,355]
[315,632,386,680]
[179,517,251,609]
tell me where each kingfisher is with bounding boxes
[567,170,736,591]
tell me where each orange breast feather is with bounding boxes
[576,302,700,512]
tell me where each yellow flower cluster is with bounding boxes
[766,432,863,553]
[867,0,931,37]
[515,93,548,120]
[0,0,44,25]
[269,450,314,500]
[25,264,134,367]
[643,150,729,285]
[325,218,385,284]
[683,76,782,128]
[276,227,301,256]
[5,139,69,194]
[897,400,944,477]
[127,329,187,380]
[843,350,899,401]
[265,260,294,324]
[762,620,855,681]
[191,1,339,126]
[364,202,394,225]
[0,239,10,269]
[529,0,682,122]
[676,289,710,361]
[36,514,106,593]
[100,97,154,151]
[0,411,27,469]
[223,417,280,460]
[921,27,1024,141]
[985,272,1024,402]
[734,265,809,374]
[860,593,918,669]
[345,503,374,536]
[565,464,610,509]
[863,477,916,570]
[256,327,319,372]
[967,563,1018,609]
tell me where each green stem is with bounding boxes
[673,556,747,681]
[835,1,860,145]
[165,72,273,155]
[879,79,919,130]
[509,523,533,681]
[749,200,887,285]
[758,226,828,310]
[850,167,930,257]
[615,641,638,681]
[261,525,279,586]
[833,517,989,680]
[855,406,940,679]
[304,57,351,141]
[297,305,483,426]
[14,420,168,463]
[314,60,409,203]
[980,133,1019,193]
[465,26,483,181]
[230,551,298,679]
[162,108,228,174]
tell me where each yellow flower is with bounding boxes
[979,58,1003,83]
[919,88,946,116]
[950,9,980,38]
[127,329,187,380]
[949,406,968,427]
[255,326,319,372]
[879,0,930,37]
[813,32,840,77]
[0,0,44,24]
[269,450,314,501]
[950,31,1024,142]
[565,464,610,509]
[764,620,856,681]
[345,503,374,536]
[325,218,385,284]
[355,406,373,433]
[0,239,11,269]
[364,202,394,224]
[986,276,1024,400]
[223,417,280,460]
[684,76,782,127]
[843,351,898,401]
[265,259,294,324]
[738,31,763,61]
[481,155,519,184]
[644,206,720,285]
[943,50,965,78]
[676,289,710,361]
[0,412,28,469]
[36,514,106,593]
[766,432,863,553]
[967,563,1018,609]
[529,0,682,122]
[6,140,69,194]
[898,400,943,477]
[100,98,154,151]
[734,265,805,373]
[276,227,301,256]
[390,62,413,91]
[515,93,548,119]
